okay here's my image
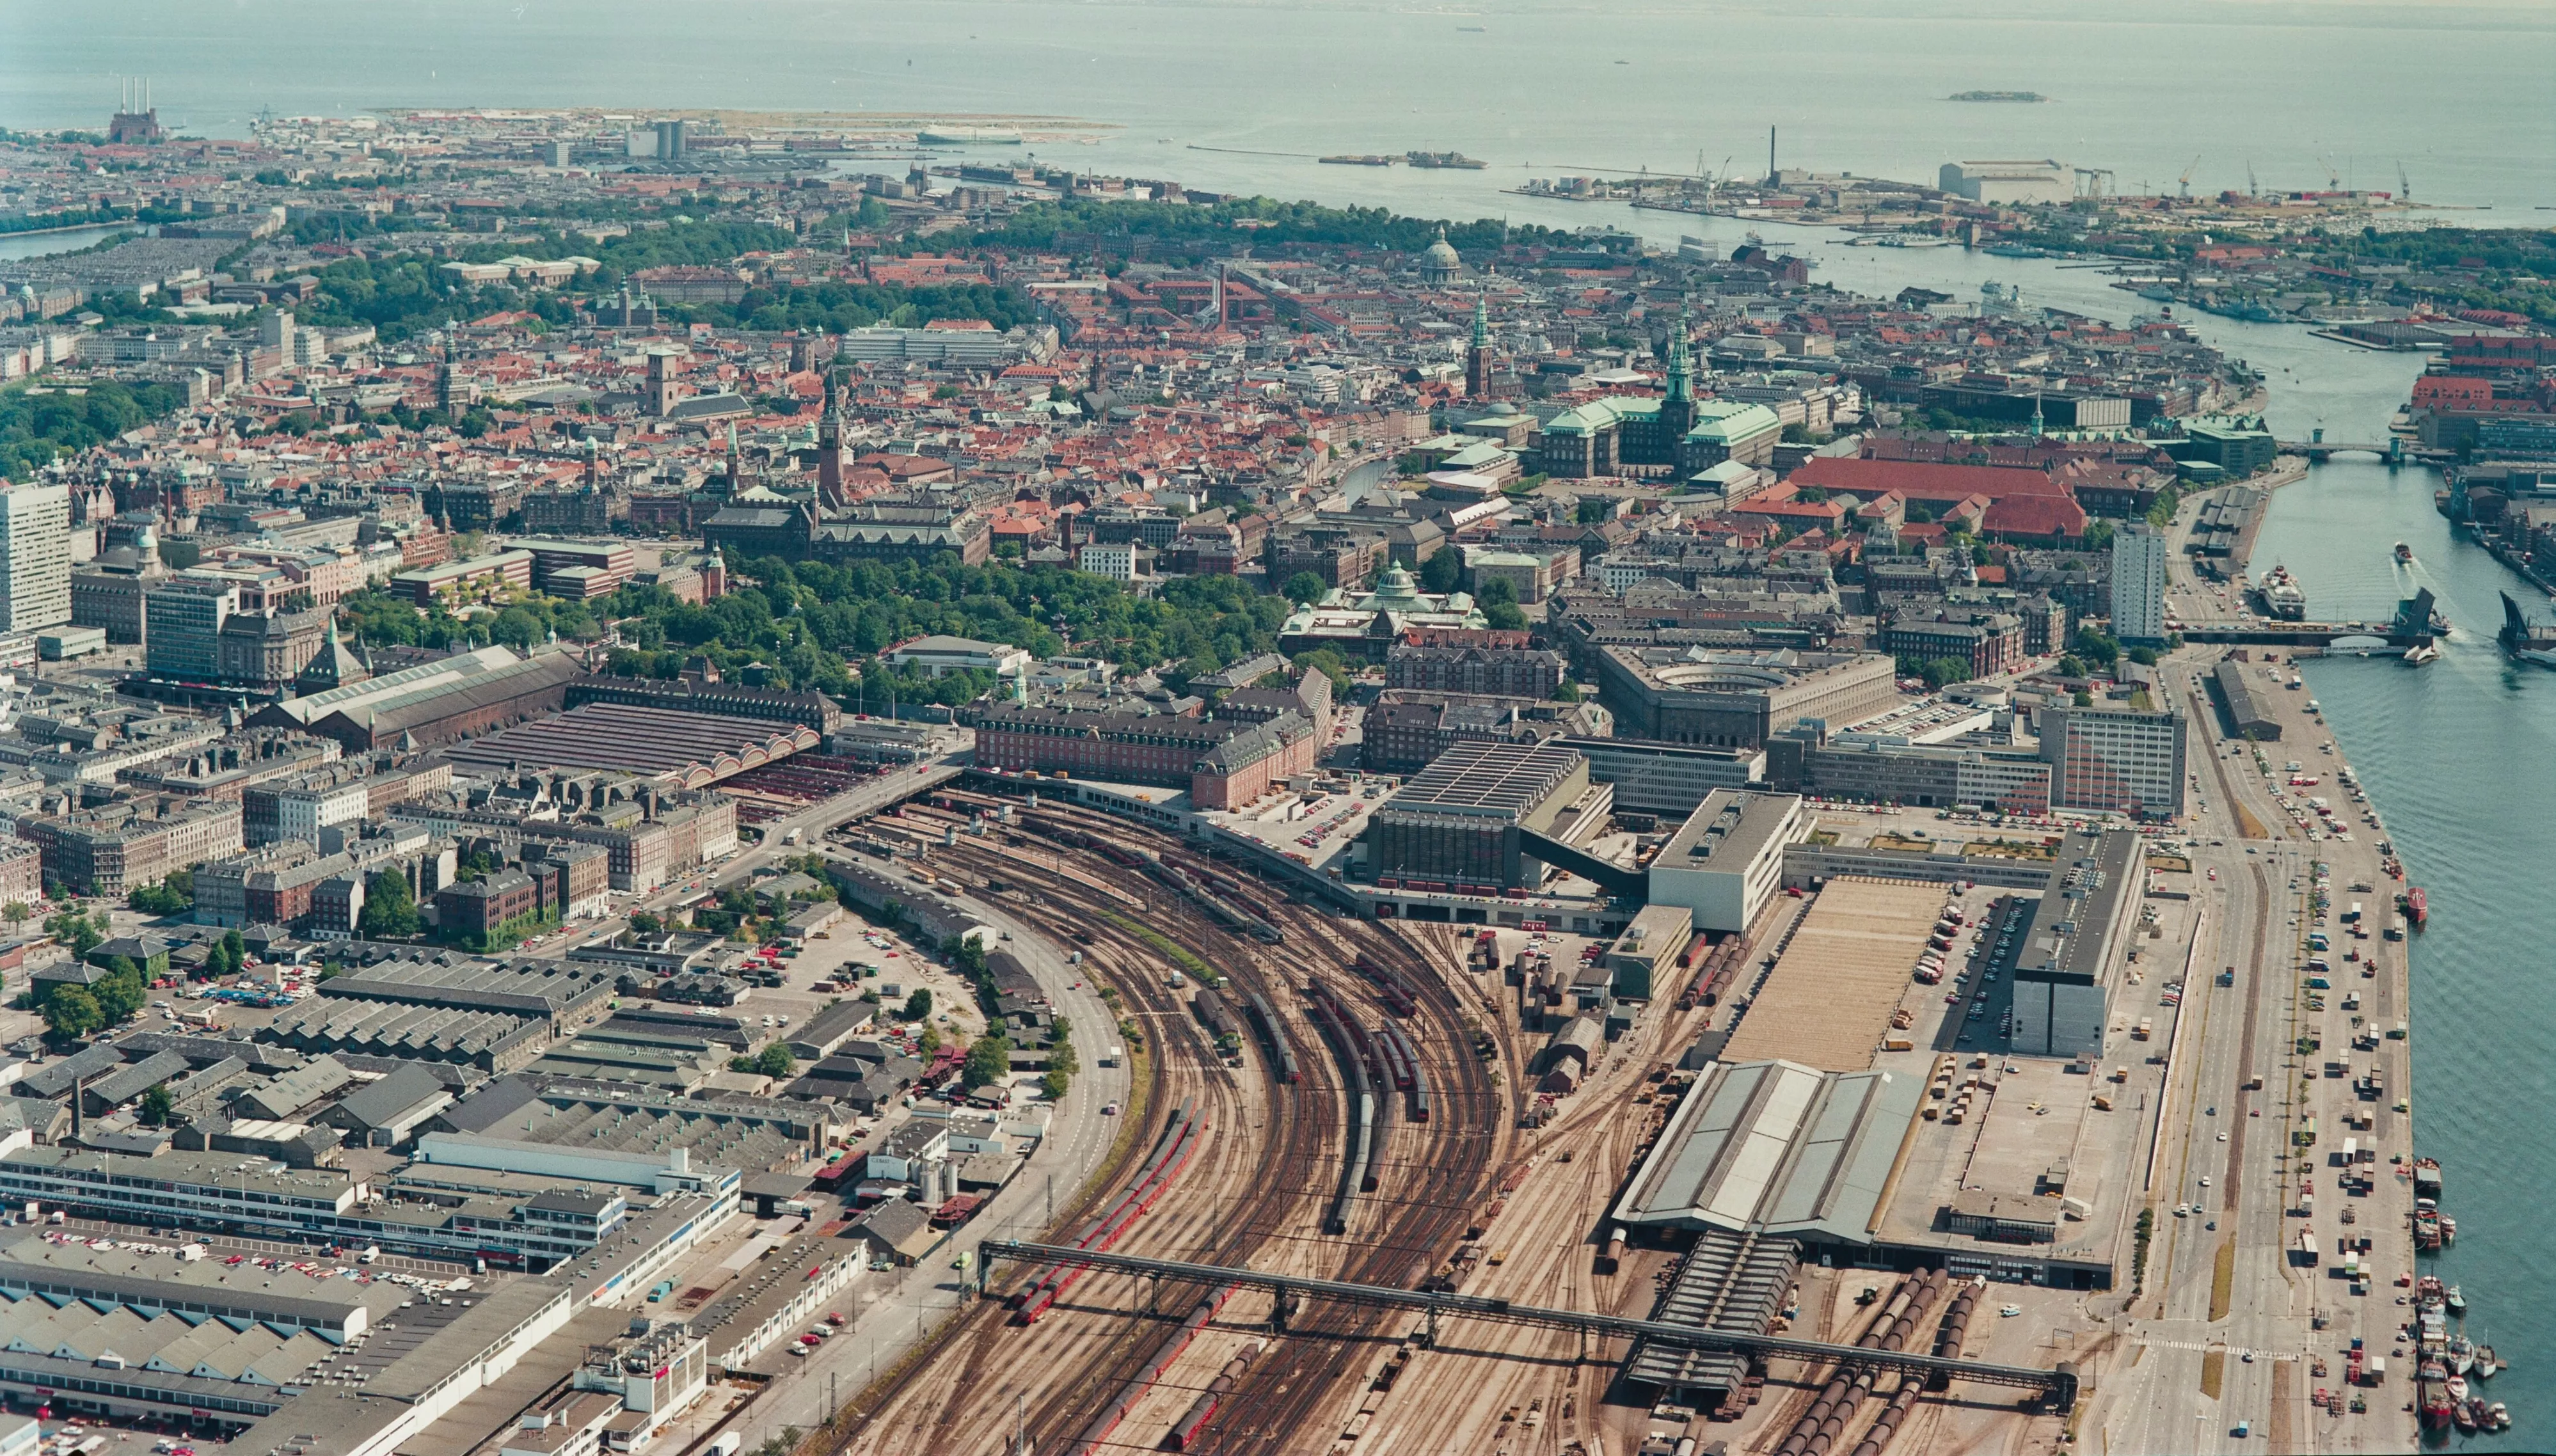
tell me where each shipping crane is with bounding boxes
[2321,154,2342,191]
[2179,155,2201,200]
[2397,161,2410,203]
[2246,160,2258,197]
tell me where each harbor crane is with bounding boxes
[2397,161,2411,202]
[2179,155,2200,200]
[2246,160,2258,196]
[2321,154,2342,191]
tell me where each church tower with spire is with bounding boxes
[1465,287,1494,400]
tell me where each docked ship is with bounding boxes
[2421,1361,2456,1430]
[1949,90,2049,102]
[2257,565,2308,621]
[1319,154,1395,166]
[1406,150,1486,169]
[2500,592,2556,665]
[2404,886,2428,926]
[2415,1157,2444,1199]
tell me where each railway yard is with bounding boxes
[807,789,2081,1456]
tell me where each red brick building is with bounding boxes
[969,703,1319,810]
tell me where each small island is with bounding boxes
[1950,90,2050,102]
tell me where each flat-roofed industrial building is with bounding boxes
[2011,828,2143,1059]
[1646,788,1807,933]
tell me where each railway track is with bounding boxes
[832,796,1511,1454]
[832,811,1340,1453]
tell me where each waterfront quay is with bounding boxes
[2076,486,2434,1453]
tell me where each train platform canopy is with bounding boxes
[440,702,818,788]
[1612,1057,1921,1244]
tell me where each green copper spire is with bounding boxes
[1664,301,1694,405]
[1471,286,1489,349]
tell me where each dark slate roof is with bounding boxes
[331,1063,452,1130]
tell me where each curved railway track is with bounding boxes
[828,796,1511,1455]
[827,812,1338,1453]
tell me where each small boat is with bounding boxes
[2447,1283,2466,1315]
[2476,1345,2500,1377]
[2449,1334,2475,1375]
[2490,1401,2511,1430]
[2395,541,2415,564]
[2456,1399,2481,1432]
[2441,1214,2457,1244]
[2449,1374,2472,1404]
[2403,642,2439,665]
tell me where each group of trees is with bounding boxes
[25,913,191,1041]
[730,1041,797,1079]
[201,929,248,980]
[128,871,193,916]
[0,378,189,483]
[595,557,1290,706]
[359,871,422,938]
[338,586,601,654]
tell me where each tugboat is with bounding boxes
[2405,886,2428,926]
[2395,541,2415,564]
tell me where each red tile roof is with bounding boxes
[1786,456,2065,503]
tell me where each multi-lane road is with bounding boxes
[2096,488,2420,1453]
